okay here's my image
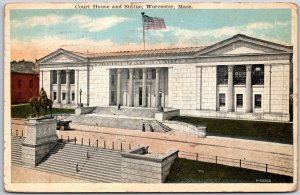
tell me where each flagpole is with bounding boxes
[141,12,145,50]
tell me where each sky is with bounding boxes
[10,9,291,61]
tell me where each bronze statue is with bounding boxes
[29,88,53,118]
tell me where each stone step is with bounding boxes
[47,149,121,159]
[54,143,122,154]
[37,163,120,183]
[76,168,121,182]
[41,155,121,169]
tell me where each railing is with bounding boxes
[11,129,25,138]
[179,151,293,176]
[75,139,99,173]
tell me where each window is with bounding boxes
[111,91,115,103]
[139,69,143,79]
[152,69,156,79]
[61,70,66,84]
[127,70,130,79]
[234,65,246,85]
[62,92,66,100]
[18,80,22,88]
[72,92,75,101]
[255,94,262,108]
[53,92,57,100]
[236,94,243,107]
[70,70,75,84]
[111,75,115,85]
[252,65,264,85]
[217,66,228,85]
[219,93,226,107]
[29,80,33,88]
[52,70,57,84]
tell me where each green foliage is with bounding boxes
[11,104,74,119]
[167,158,293,183]
[173,116,293,144]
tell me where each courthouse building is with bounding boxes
[38,34,293,122]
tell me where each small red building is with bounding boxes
[11,61,39,104]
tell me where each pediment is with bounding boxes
[195,34,292,56]
[38,49,87,64]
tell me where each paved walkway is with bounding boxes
[11,119,294,176]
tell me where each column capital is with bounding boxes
[227,65,234,72]
[117,69,122,74]
[57,70,61,74]
[129,68,134,73]
[66,69,71,73]
[142,68,148,73]
[245,64,253,71]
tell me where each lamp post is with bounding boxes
[158,91,163,112]
[78,88,83,107]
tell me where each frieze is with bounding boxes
[93,59,186,66]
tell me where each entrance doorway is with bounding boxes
[138,87,142,106]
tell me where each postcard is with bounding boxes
[3,2,298,192]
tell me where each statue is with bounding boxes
[29,88,53,118]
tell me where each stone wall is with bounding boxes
[155,109,179,121]
[75,106,96,115]
[201,66,217,110]
[89,66,110,106]
[121,145,179,183]
[171,64,197,109]
[163,120,206,137]
[22,117,58,166]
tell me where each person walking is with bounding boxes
[142,121,145,132]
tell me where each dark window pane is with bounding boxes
[52,70,57,84]
[234,65,246,85]
[29,80,33,88]
[62,92,66,100]
[61,70,66,84]
[217,66,228,85]
[236,94,243,107]
[152,69,156,79]
[139,69,142,79]
[252,65,264,85]
[72,92,75,101]
[111,75,115,85]
[70,70,75,84]
[111,91,115,102]
[219,93,226,107]
[255,94,262,108]
[53,92,57,100]
[18,80,22,88]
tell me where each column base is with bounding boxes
[227,109,234,112]
[245,110,252,113]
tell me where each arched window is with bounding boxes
[217,66,228,85]
[252,65,264,85]
[234,65,246,85]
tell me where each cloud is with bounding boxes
[146,21,290,46]
[68,15,131,32]
[12,14,64,28]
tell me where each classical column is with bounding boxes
[227,65,234,112]
[142,68,147,107]
[128,69,134,106]
[116,69,122,106]
[66,70,71,104]
[155,68,160,107]
[56,70,61,104]
[245,65,253,113]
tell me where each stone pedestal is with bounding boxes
[22,117,58,167]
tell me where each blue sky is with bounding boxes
[10,9,291,60]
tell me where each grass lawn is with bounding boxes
[167,158,293,183]
[172,116,293,144]
[11,104,75,119]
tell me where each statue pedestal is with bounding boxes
[22,117,58,167]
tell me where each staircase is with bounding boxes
[156,121,173,132]
[11,137,122,183]
[11,136,24,165]
[92,106,156,118]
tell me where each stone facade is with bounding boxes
[38,34,293,122]
[121,145,179,183]
[22,117,58,166]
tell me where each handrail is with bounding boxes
[75,139,99,173]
